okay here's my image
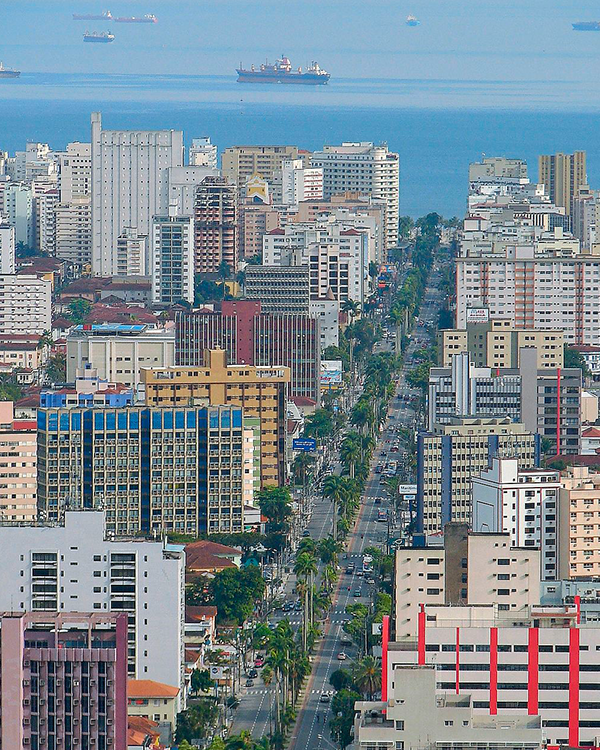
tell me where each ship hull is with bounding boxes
[236,71,329,85]
[0,71,20,78]
[573,21,600,30]
[114,18,157,23]
[73,15,112,21]
[84,37,114,43]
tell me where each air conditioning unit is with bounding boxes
[57,718,62,725]
[23,718,30,726]
[23,679,30,686]
[23,699,30,706]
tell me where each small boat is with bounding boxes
[0,62,20,79]
[406,15,420,26]
[83,30,115,43]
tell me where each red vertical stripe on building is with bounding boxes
[417,604,426,665]
[528,628,539,715]
[569,626,580,748]
[556,367,561,457]
[455,627,460,694]
[575,595,581,624]
[381,615,390,702]
[489,627,498,715]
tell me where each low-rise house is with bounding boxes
[127,679,180,743]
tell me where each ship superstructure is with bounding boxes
[114,14,157,23]
[0,62,20,79]
[236,56,330,85]
[73,10,113,21]
[83,30,115,43]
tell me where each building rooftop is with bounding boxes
[128,679,179,698]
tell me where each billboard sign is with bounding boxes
[321,360,343,386]
[466,307,490,324]
[293,438,317,452]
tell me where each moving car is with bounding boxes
[337,652,347,660]
[248,669,259,678]
[254,656,265,667]
[245,679,254,687]
[354,589,361,597]
[320,692,331,703]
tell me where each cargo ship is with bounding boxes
[572,21,600,31]
[83,30,115,43]
[0,62,20,79]
[236,56,330,85]
[73,10,112,20]
[114,14,157,23]
[406,15,420,26]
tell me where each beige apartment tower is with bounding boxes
[222,145,305,186]
[142,349,290,486]
[539,151,587,216]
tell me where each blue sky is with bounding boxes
[3,0,600,79]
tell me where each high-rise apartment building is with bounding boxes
[310,142,399,249]
[35,188,59,255]
[471,458,562,580]
[151,209,194,306]
[0,274,51,335]
[194,176,237,274]
[142,349,289,487]
[175,301,320,402]
[66,324,175,392]
[168,165,219,216]
[0,511,184,695]
[221,145,303,185]
[0,611,128,750]
[0,401,36,523]
[0,219,15,274]
[37,405,249,536]
[189,137,218,169]
[468,156,528,183]
[58,142,92,202]
[54,142,92,268]
[416,417,539,534]
[237,202,286,259]
[116,226,148,277]
[4,182,33,247]
[275,158,323,204]
[438,318,564,369]
[244,265,310,314]
[539,150,587,216]
[91,112,184,276]
[558,466,600,579]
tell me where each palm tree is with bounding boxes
[352,655,382,700]
[322,563,338,591]
[225,731,255,750]
[351,400,375,436]
[294,552,318,652]
[318,535,342,566]
[322,475,347,540]
[340,439,362,478]
[219,260,232,300]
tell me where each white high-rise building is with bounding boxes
[0,274,51,335]
[168,165,219,215]
[35,188,59,255]
[278,158,323,204]
[311,142,399,250]
[91,112,184,276]
[54,199,92,268]
[116,226,149,277]
[189,137,218,169]
[0,511,185,702]
[58,142,91,202]
[4,182,33,247]
[0,219,15,274]
[152,206,194,306]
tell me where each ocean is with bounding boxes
[2,72,600,217]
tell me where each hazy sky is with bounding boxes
[3,0,600,80]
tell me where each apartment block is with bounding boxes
[275,158,323,204]
[438,319,564,369]
[310,142,399,249]
[174,301,320,402]
[66,324,175,392]
[0,219,15,274]
[116,227,148,278]
[416,417,539,535]
[539,150,587,215]
[244,265,310,314]
[142,349,289,487]
[54,199,92,268]
[0,400,37,522]
[0,511,184,697]
[151,210,194,306]
[189,137,218,169]
[221,145,302,186]
[37,405,249,537]
[395,523,540,640]
[472,458,562,580]
[91,112,184,275]
[428,350,582,455]
[237,202,286,259]
[4,181,34,247]
[168,165,219,216]
[0,274,51,335]
[558,466,600,579]
[194,176,237,274]
[0,611,128,750]
[468,157,529,183]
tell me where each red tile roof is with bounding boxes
[128,679,179,698]
[186,605,218,622]
[583,427,600,438]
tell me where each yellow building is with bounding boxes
[221,145,307,186]
[142,349,289,486]
[539,151,587,216]
[559,466,600,578]
[438,319,564,369]
[127,679,179,735]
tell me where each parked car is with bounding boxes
[248,669,258,678]
[245,679,254,687]
[254,657,265,667]
[354,589,361,597]
[337,652,347,661]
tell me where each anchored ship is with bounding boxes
[83,30,115,43]
[0,62,20,79]
[406,15,420,26]
[73,10,113,20]
[114,14,157,23]
[236,56,330,85]
[572,21,600,31]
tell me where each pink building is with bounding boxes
[0,611,128,750]
[0,401,37,522]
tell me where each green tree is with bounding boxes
[351,655,382,699]
[67,298,92,324]
[329,688,362,748]
[45,352,66,383]
[318,535,342,566]
[294,551,318,651]
[303,408,334,442]
[398,215,414,239]
[564,345,591,378]
[219,260,232,300]
[329,668,352,692]
[208,566,265,624]
[191,668,214,695]
[322,475,347,540]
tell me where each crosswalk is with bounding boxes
[244,688,332,696]
[279,617,350,625]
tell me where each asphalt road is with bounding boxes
[231,262,446,745]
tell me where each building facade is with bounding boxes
[116,227,148,278]
[0,511,184,698]
[142,349,289,487]
[0,274,51,336]
[193,176,237,274]
[221,145,301,185]
[244,265,310,314]
[539,150,587,216]
[151,211,194,306]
